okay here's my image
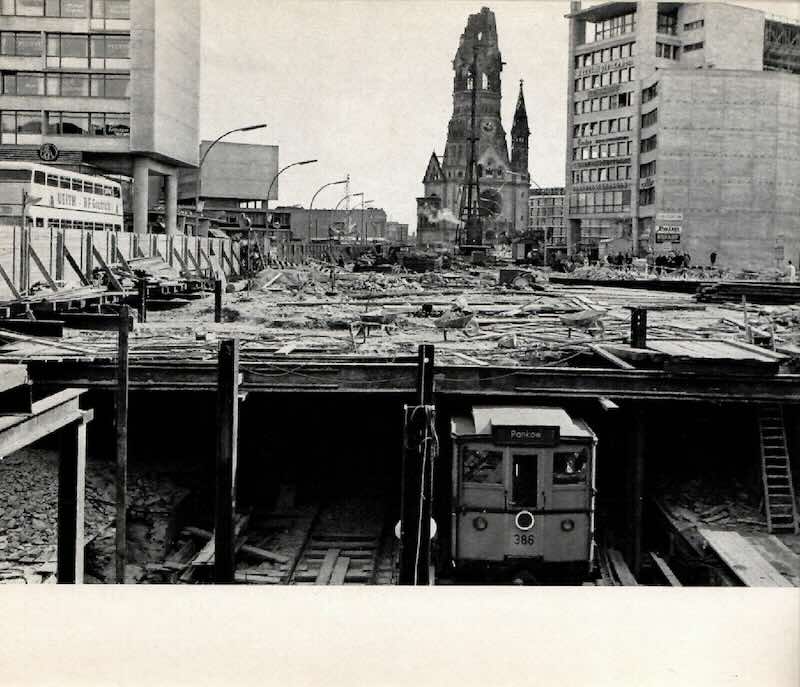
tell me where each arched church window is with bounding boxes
[482,73,489,90]
[467,75,474,90]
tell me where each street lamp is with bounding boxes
[333,192,362,241]
[265,159,318,214]
[359,200,374,243]
[194,123,267,211]
[308,178,348,240]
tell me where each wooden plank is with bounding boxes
[315,549,339,584]
[448,350,490,366]
[649,551,682,587]
[589,344,635,370]
[329,556,350,584]
[0,261,22,300]
[0,319,63,337]
[606,547,638,586]
[62,246,90,286]
[198,246,214,272]
[92,246,124,292]
[0,327,95,354]
[182,527,289,565]
[28,244,59,291]
[56,417,88,584]
[698,528,790,587]
[172,247,188,275]
[58,312,134,331]
[186,247,204,276]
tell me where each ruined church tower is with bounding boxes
[417,7,531,247]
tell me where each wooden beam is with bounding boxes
[115,246,133,275]
[62,246,90,286]
[607,547,638,586]
[0,261,22,300]
[115,306,130,584]
[57,413,90,583]
[315,549,339,584]
[199,246,214,272]
[0,318,63,337]
[172,247,188,276]
[698,529,790,586]
[27,244,59,292]
[649,551,682,586]
[185,247,204,276]
[92,246,124,292]
[214,279,223,323]
[215,338,239,584]
[589,344,636,370]
[0,388,86,456]
[58,312,135,331]
[628,406,646,578]
[0,363,29,394]
[329,556,350,584]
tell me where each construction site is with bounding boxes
[0,230,798,588]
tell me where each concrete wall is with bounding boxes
[178,142,279,201]
[703,3,763,71]
[655,70,800,269]
[130,0,200,167]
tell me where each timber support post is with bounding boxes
[627,405,646,579]
[214,279,223,323]
[215,337,240,584]
[399,344,436,585]
[631,308,647,349]
[115,305,130,583]
[137,279,148,323]
[57,412,91,584]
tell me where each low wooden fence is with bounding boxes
[0,226,241,301]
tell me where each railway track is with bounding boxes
[289,495,395,585]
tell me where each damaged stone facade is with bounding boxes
[418,7,530,248]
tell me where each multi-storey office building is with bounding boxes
[528,186,566,262]
[564,1,800,269]
[0,0,200,234]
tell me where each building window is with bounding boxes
[592,12,636,41]
[46,0,88,16]
[639,187,655,206]
[641,108,658,128]
[684,41,704,53]
[45,33,129,68]
[657,12,677,35]
[1,0,45,15]
[0,31,43,56]
[656,42,679,59]
[640,160,656,178]
[641,134,657,153]
[684,19,704,31]
[642,82,658,103]
[0,110,41,143]
[1,71,44,95]
[47,111,130,136]
[91,0,129,19]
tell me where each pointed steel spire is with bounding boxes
[512,79,529,137]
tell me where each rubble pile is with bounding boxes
[658,477,766,531]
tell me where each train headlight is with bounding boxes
[472,516,488,531]
[561,519,575,532]
[515,510,535,531]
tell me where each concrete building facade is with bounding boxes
[417,7,530,248]
[564,1,800,269]
[528,186,566,261]
[0,0,201,234]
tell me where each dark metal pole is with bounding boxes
[214,278,223,323]
[400,344,435,585]
[115,305,130,583]
[215,338,239,584]
[137,279,147,323]
[631,308,647,348]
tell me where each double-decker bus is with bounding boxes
[0,161,123,232]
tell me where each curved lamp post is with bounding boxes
[194,123,267,210]
[308,178,348,240]
[265,159,318,214]
[333,192,363,240]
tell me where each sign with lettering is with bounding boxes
[491,425,560,447]
[656,212,683,222]
[573,181,631,192]
[656,225,682,243]
[572,158,631,169]
[640,178,655,189]
[575,57,635,78]
[576,135,630,146]
[51,190,119,215]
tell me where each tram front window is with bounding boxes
[512,454,538,506]
[553,449,588,485]
[462,448,503,484]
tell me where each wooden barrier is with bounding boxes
[0,226,240,301]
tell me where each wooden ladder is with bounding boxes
[758,405,799,534]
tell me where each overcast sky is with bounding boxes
[199,0,800,230]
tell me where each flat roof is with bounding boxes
[452,406,595,440]
[568,1,637,22]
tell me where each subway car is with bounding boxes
[450,406,597,582]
